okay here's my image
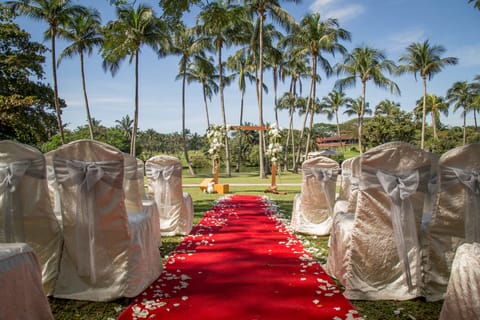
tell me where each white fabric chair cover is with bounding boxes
[0,140,62,295]
[439,242,480,320]
[333,156,360,216]
[291,156,339,235]
[336,142,436,300]
[52,140,162,301]
[0,243,54,320]
[145,155,193,236]
[422,143,480,301]
[124,154,161,247]
[327,156,360,282]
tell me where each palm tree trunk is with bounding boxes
[432,111,438,141]
[236,90,245,172]
[80,53,94,140]
[463,107,467,145]
[421,77,427,150]
[182,68,195,176]
[218,44,231,177]
[359,81,366,154]
[273,67,279,127]
[131,51,139,156]
[51,28,65,144]
[257,14,266,179]
[202,83,211,128]
[294,78,314,173]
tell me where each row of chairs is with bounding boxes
[0,139,193,302]
[291,142,479,307]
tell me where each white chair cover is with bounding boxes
[333,156,360,216]
[0,243,54,320]
[0,140,62,295]
[337,142,436,300]
[52,140,162,301]
[291,156,339,235]
[124,154,161,247]
[422,143,480,301]
[439,242,480,320]
[327,156,360,282]
[145,155,193,236]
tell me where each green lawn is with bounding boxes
[48,171,443,319]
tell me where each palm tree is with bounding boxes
[186,52,219,128]
[374,99,400,116]
[196,1,246,178]
[446,81,474,145]
[58,8,103,140]
[227,47,257,172]
[283,12,350,169]
[243,0,298,178]
[115,114,133,140]
[335,46,400,153]
[414,94,449,142]
[102,4,170,156]
[277,93,305,170]
[469,0,480,10]
[173,24,209,176]
[7,0,88,143]
[398,40,458,149]
[471,75,480,129]
[344,96,372,140]
[322,90,352,143]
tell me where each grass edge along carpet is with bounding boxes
[118,194,362,320]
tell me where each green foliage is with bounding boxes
[0,7,60,144]
[363,110,417,148]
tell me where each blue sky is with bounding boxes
[8,0,480,135]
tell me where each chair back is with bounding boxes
[0,140,62,294]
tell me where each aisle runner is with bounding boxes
[118,195,361,320]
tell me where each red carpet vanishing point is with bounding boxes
[118,194,361,320]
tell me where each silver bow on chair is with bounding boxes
[443,166,480,243]
[0,160,31,242]
[375,169,420,292]
[307,167,335,216]
[55,159,122,283]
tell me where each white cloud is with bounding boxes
[309,0,365,22]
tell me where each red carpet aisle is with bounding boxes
[118,195,361,320]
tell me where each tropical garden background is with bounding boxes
[2,0,480,176]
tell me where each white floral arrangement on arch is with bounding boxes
[206,124,226,160]
[265,123,283,163]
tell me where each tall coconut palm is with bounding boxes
[58,8,103,140]
[227,47,257,172]
[374,99,400,116]
[398,40,458,150]
[196,1,245,177]
[414,94,449,142]
[186,52,219,128]
[173,24,209,176]
[7,0,88,143]
[277,93,305,170]
[283,13,351,168]
[322,90,352,143]
[446,81,474,145]
[102,4,170,156]
[335,46,400,153]
[243,0,298,178]
[344,96,372,141]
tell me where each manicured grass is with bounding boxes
[48,172,443,319]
